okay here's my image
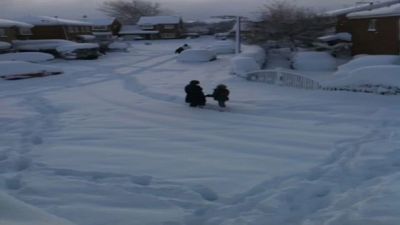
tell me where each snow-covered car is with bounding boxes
[230,56,260,76]
[177,49,217,62]
[207,40,235,54]
[56,43,100,60]
[0,61,63,80]
[12,39,75,53]
[291,51,337,71]
[0,52,54,63]
[0,41,11,53]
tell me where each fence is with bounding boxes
[245,69,321,90]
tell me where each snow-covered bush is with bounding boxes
[0,52,54,63]
[177,49,217,62]
[207,40,235,55]
[240,45,266,66]
[335,55,400,77]
[291,51,336,71]
[230,56,260,76]
[322,65,400,95]
[56,43,100,60]
[0,61,63,80]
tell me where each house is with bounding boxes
[136,16,184,39]
[324,0,400,55]
[89,18,121,36]
[347,3,400,55]
[19,16,93,42]
[0,18,33,43]
[119,25,159,40]
[325,0,400,33]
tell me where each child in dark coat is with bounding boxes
[207,84,230,108]
[185,80,206,107]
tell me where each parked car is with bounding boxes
[177,49,217,62]
[0,61,62,80]
[56,43,100,60]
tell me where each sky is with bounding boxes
[0,0,362,21]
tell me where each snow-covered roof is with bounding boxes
[19,16,92,26]
[137,16,181,25]
[119,25,159,35]
[325,0,400,17]
[348,3,400,18]
[318,32,352,42]
[0,18,33,28]
[87,18,117,26]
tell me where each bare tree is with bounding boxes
[99,0,164,24]
[248,1,334,48]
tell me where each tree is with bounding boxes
[248,1,335,48]
[99,0,163,24]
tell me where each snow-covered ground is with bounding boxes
[1,36,399,225]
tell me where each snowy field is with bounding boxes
[1,36,400,225]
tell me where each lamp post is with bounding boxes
[235,16,241,54]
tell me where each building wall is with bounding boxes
[336,16,352,33]
[350,17,399,55]
[31,25,92,41]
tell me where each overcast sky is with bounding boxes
[0,0,361,20]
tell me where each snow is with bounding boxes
[1,36,400,225]
[56,43,99,52]
[292,51,337,71]
[335,55,400,76]
[318,32,352,42]
[137,16,181,25]
[207,40,235,54]
[324,0,400,17]
[13,39,76,51]
[348,2,400,19]
[0,191,76,225]
[177,49,217,62]
[230,56,260,76]
[0,52,54,63]
[0,18,32,28]
[323,65,400,87]
[108,41,129,51]
[0,61,62,79]
[239,45,266,66]
[0,41,11,50]
[19,16,91,26]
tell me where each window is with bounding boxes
[140,25,154,30]
[163,24,175,30]
[19,28,32,35]
[92,25,107,31]
[160,33,176,39]
[0,28,6,37]
[368,19,377,31]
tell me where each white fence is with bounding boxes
[245,69,321,90]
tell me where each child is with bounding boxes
[207,84,230,108]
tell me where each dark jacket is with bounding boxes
[185,84,206,106]
[211,86,229,102]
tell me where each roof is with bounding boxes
[325,0,400,17]
[19,16,92,26]
[348,3,400,18]
[86,18,117,26]
[0,18,33,28]
[119,25,159,35]
[137,16,181,25]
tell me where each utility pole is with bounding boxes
[235,16,241,54]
